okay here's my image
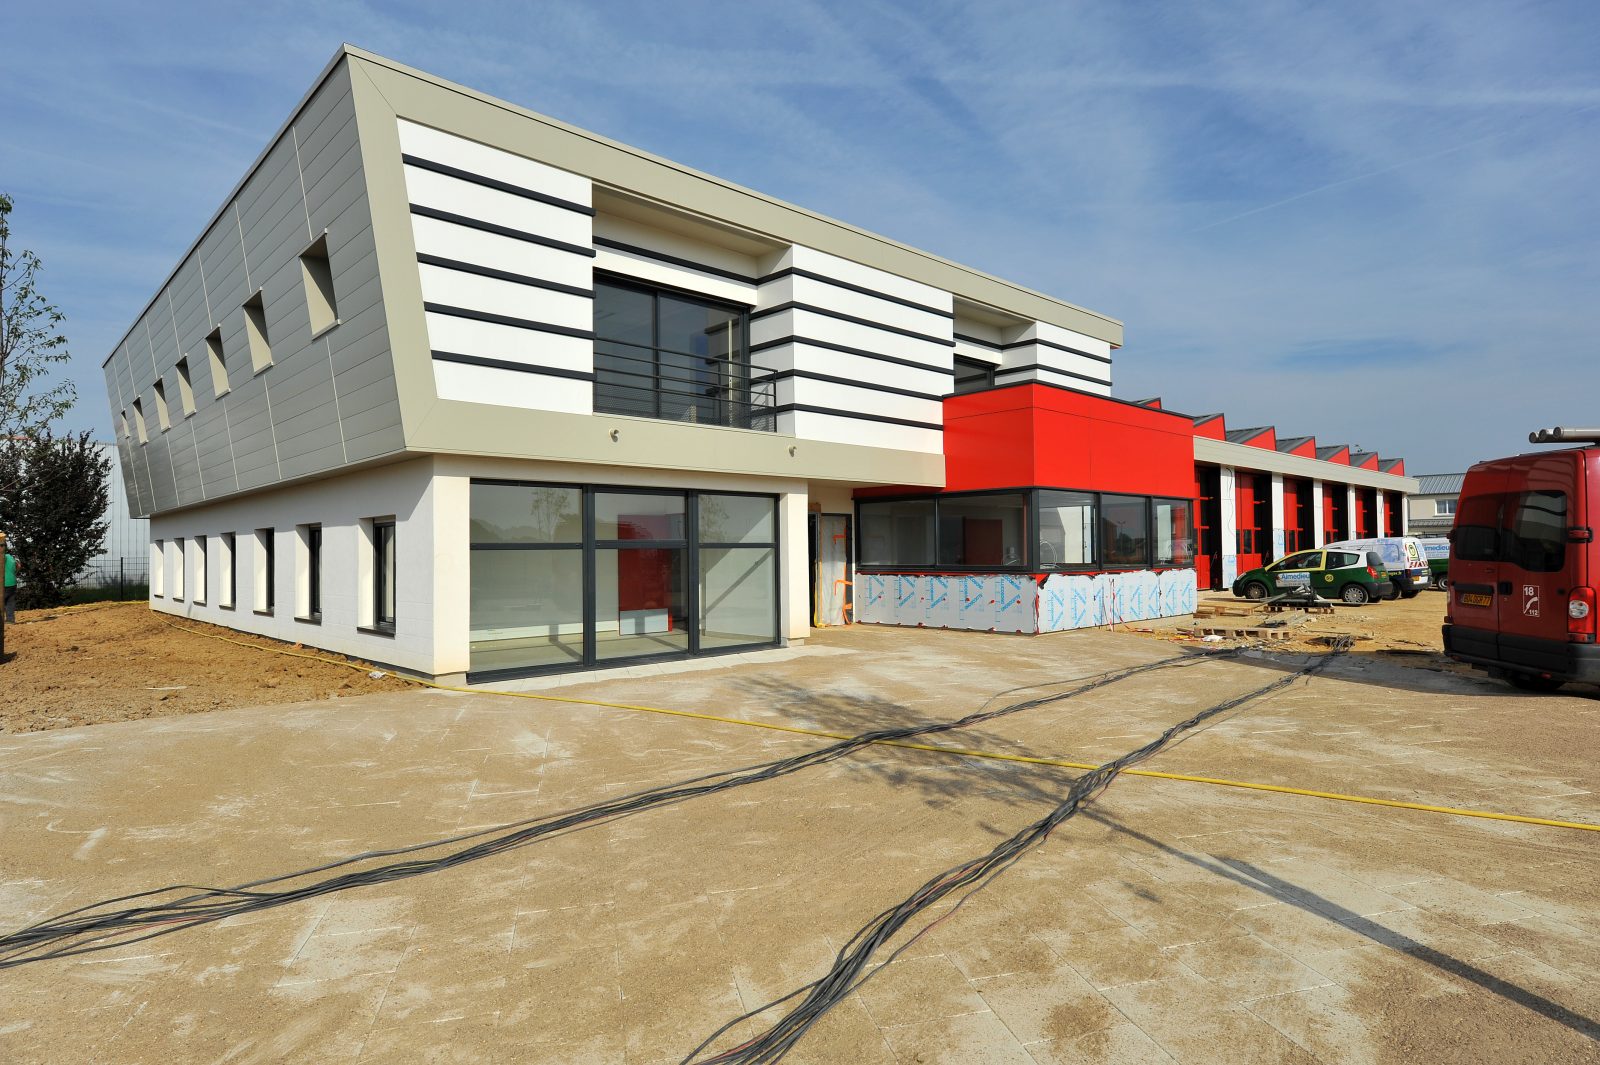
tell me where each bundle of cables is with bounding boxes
[684,637,1352,1064]
[0,647,1243,970]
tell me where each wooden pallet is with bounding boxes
[1267,600,1334,615]
[1186,625,1297,641]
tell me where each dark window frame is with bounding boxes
[592,273,764,430]
[298,524,323,624]
[466,479,780,682]
[373,520,396,633]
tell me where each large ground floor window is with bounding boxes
[469,482,779,677]
[860,488,1194,573]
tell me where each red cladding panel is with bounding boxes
[944,385,1195,497]
[1242,428,1277,450]
[1287,438,1317,457]
[1193,415,1227,440]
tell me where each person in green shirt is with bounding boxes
[3,536,16,624]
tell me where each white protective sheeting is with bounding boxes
[859,569,1196,634]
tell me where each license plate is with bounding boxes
[1461,592,1492,607]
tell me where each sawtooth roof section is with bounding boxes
[1317,445,1352,464]
[1193,413,1227,440]
[1379,457,1408,475]
[1277,435,1317,457]
[1225,425,1276,448]
[1350,451,1381,470]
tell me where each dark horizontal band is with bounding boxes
[1005,336,1113,364]
[417,254,594,298]
[410,204,597,258]
[757,267,952,319]
[749,334,951,376]
[751,302,955,347]
[954,332,1004,351]
[772,402,942,431]
[432,350,596,381]
[995,363,1112,387]
[402,154,596,217]
[593,236,756,284]
[750,368,944,402]
[424,302,596,340]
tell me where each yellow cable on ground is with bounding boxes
[158,617,1600,834]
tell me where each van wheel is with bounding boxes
[1506,672,1564,693]
[1434,574,1449,591]
[1341,584,1371,606]
[1241,582,1268,601]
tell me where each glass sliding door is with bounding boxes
[469,484,585,672]
[468,482,779,677]
[594,491,690,661]
[698,494,779,651]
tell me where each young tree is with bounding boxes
[0,193,75,443]
[0,433,110,608]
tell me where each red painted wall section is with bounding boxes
[943,384,1196,497]
[1241,428,1277,450]
[1193,415,1227,440]
[1322,447,1351,465]
[1287,438,1317,457]
[1386,459,1406,476]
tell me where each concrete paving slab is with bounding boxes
[2,625,1598,1062]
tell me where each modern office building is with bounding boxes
[1406,473,1465,536]
[106,46,1416,681]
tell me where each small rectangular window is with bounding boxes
[174,358,196,416]
[244,292,272,373]
[119,410,131,440]
[1101,495,1151,566]
[192,535,207,604]
[858,499,936,567]
[297,523,322,622]
[206,328,229,396]
[255,528,275,613]
[1153,498,1194,567]
[219,532,236,609]
[374,520,396,630]
[171,537,185,600]
[132,399,148,443]
[151,539,165,597]
[151,381,171,431]
[952,356,996,395]
[300,234,339,335]
[1038,491,1095,568]
[1435,498,1456,516]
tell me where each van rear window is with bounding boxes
[1453,493,1504,562]
[1452,490,1569,571]
[1509,491,1567,573]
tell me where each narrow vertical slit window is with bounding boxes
[374,520,396,631]
[255,528,275,614]
[132,399,148,443]
[152,380,171,431]
[300,235,338,335]
[174,358,196,416]
[219,532,236,609]
[171,537,185,600]
[193,535,207,604]
[244,292,272,373]
[296,523,322,622]
[119,410,130,440]
[206,328,229,396]
[152,539,165,597]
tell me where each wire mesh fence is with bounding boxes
[71,558,150,602]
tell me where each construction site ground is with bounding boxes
[0,602,411,733]
[3,607,1598,1063]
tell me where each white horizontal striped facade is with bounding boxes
[389,122,1110,452]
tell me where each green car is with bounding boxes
[1231,548,1395,605]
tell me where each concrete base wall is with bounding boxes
[856,569,1196,634]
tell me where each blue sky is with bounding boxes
[5,0,1598,474]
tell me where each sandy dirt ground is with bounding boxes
[2,624,1597,1064]
[0,602,410,733]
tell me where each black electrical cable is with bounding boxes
[0,647,1242,970]
[683,638,1353,1064]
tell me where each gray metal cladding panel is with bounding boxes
[236,140,301,234]
[300,117,359,193]
[277,434,346,482]
[170,263,208,336]
[328,268,382,336]
[308,169,368,238]
[343,422,405,464]
[333,343,397,402]
[114,447,145,519]
[270,366,339,424]
[145,437,179,512]
[294,69,353,145]
[170,424,206,506]
[235,455,282,493]
[336,380,401,432]
[299,110,357,178]
[203,238,251,312]
[250,208,316,291]
[327,300,386,363]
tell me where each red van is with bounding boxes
[1443,428,1600,691]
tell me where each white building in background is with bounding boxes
[90,442,150,574]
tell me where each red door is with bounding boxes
[1235,473,1267,572]
[1194,465,1222,590]
[1494,454,1586,654]
[1282,478,1306,554]
[1324,486,1346,544]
